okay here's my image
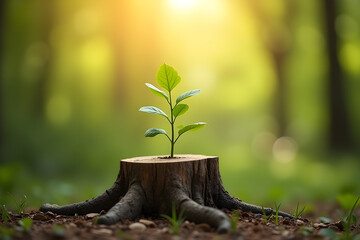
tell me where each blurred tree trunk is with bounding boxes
[34,0,54,119]
[107,2,129,110]
[249,1,295,137]
[323,0,353,151]
[0,0,6,151]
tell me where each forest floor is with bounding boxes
[1,204,359,240]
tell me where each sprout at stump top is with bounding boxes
[139,64,206,158]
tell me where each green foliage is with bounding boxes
[161,204,184,235]
[293,202,306,219]
[342,196,360,240]
[230,210,240,231]
[176,90,201,104]
[18,218,33,232]
[52,224,65,236]
[156,64,181,91]
[9,194,27,216]
[318,216,332,223]
[274,202,281,225]
[0,227,15,240]
[1,205,10,225]
[319,228,338,239]
[140,64,206,158]
[178,122,206,136]
[297,226,314,237]
[262,206,269,224]
[144,128,168,138]
[139,106,169,119]
[319,196,360,240]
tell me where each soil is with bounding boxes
[1,206,359,240]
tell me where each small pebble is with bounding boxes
[139,219,156,228]
[161,227,170,233]
[129,222,146,231]
[296,219,305,225]
[313,223,328,228]
[171,236,182,240]
[192,230,200,238]
[85,213,100,219]
[92,228,113,235]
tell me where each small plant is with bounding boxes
[293,202,306,219]
[274,202,281,225]
[139,64,206,158]
[342,196,359,240]
[8,194,27,216]
[230,210,240,231]
[161,203,184,235]
[1,205,10,225]
[262,206,270,224]
[319,196,360,240]
[18,218,33,232]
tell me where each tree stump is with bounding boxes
[40,155,293,233]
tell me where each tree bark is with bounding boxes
[40,155,293,233]
[323,0,353,151]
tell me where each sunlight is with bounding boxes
[171,0,196,9]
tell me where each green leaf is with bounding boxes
[176,89,201,104]
[173,104,189,118]
[19,218,33,232]
[139,106,168,119]
[52,224,65,236]
[144,128,167,137]
[156,64,181,91]
[178,122,206,136]
[318,216,331,223]
[319,228,337,238]
[145,83,168,101]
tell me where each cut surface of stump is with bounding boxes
[40,155,293,233]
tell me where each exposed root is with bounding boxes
[97,183,145,225]
[40,182,122,215]
[216,187,294,219]
[172,190,231,233]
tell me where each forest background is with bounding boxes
[0,0,359,211]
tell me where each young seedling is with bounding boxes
[139,64,206,158]
[319,196,360,240]
[262,206,270,224]
[161,203,184,235]
[8,194,27,216]
[274,202,281,225]
[1,205,10,225]
[293,202,306,219]
[343,196,359,240]
[230,210,240,231]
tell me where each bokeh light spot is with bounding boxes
[272,136,298,163]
